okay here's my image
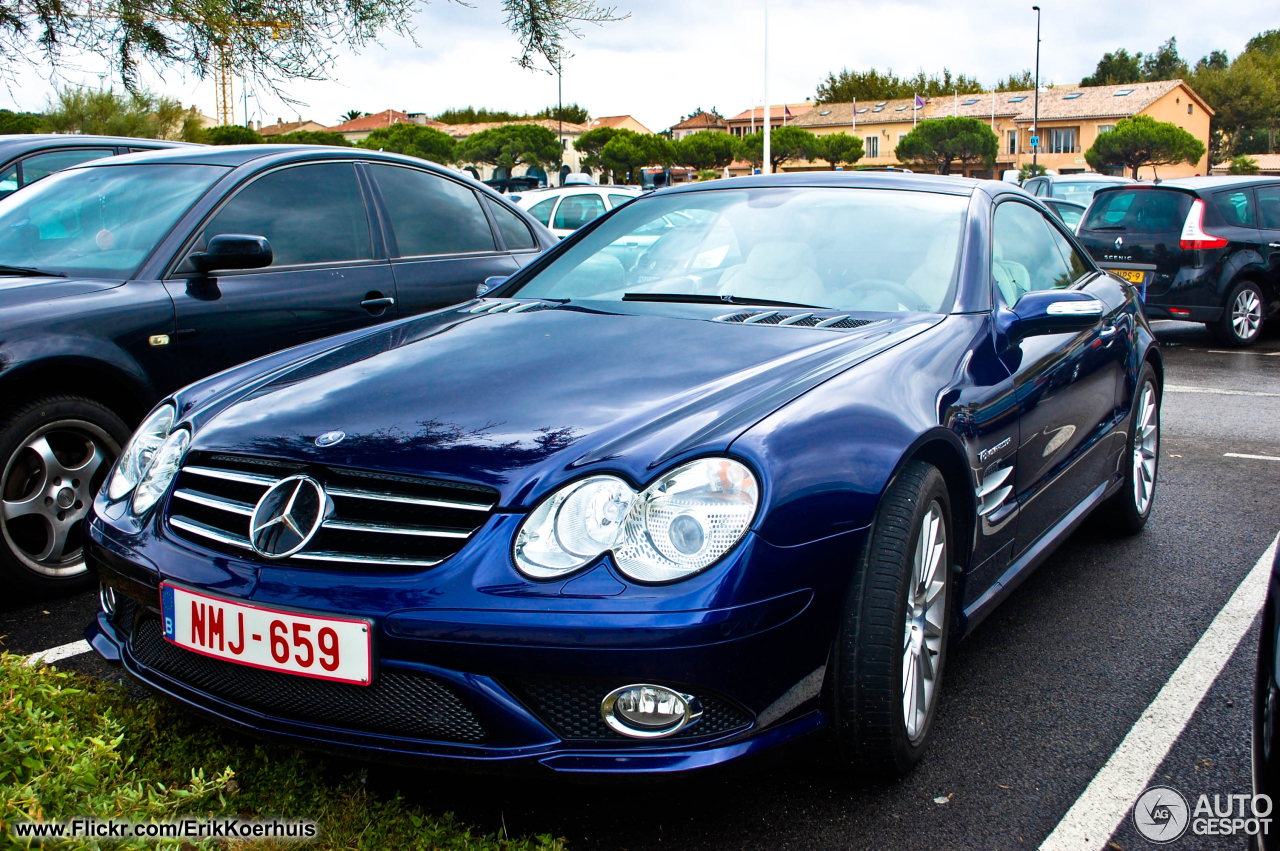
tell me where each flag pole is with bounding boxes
[763,1,771,175]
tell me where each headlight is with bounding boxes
[513,458,758,583]
[130,428,190,515]
[107,403,176,500]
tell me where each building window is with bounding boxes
[1098,125,1114,136]
[865,135,879,158]
[1007,129,1017,155]
[1047,128,1077,154]
[1188,104,1193,115]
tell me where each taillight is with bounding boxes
[1180,199,1228,250]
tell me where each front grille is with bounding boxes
[166,452,498,570]
[510,677,753,742]
[714,310,883,330]
[129,617,487,743]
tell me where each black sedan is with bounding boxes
[0,145,555,594]
[0,134,186,200]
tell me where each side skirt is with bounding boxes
[958,480,1108,635]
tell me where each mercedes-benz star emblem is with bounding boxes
[250,475,327,558]
[1114,236,1124,250]
[315,430,346,447]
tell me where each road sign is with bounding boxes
[1030,136,1040,147]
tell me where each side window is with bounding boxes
[1212,189,1256,227]
[553,194,606,230]
[369,164,495,256]
[1035,180,1050,197]
[0,162,17,199]
[202,162,372,266]
[485,197,537,250]
[1258,185,1280,230]
[21,149,114,185]
[528,197,557,226]
[608,193,635,209]
[1045,222,1091,284]
[992,202,1075,307]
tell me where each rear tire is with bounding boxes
[831,460,953,780]
[0,395,129,597]
[1211,280,1265,347]
[1103,363,1160,535]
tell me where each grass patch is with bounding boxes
[1,653,565,850]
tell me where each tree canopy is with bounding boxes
[43,87,203,140]
[1080,38,1188,86]
[600,132,673,183]
[359,123,456,163]
[1084,115,1205,178]
[0,109,46,134]
[204,125,265,145]
[816,133,864,170]
[456,124,560,172]
[675,131,737,171]
[0,0,623,94]
[273,129,351,146]
[894,116,997,174]
[816,67,985,103]
[735,126,820,171]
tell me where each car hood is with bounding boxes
[0,275,122,310]
[188,302,939,505]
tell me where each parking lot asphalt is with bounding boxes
[3,320,1278,851]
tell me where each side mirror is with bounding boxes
[189,234,272,273]
[477,276,506,296]
[999,290,1103,341]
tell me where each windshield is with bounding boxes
[0,164,226,278]
[513,187,968,313]
[1080,189,1193,234]
[1051,181,1117,204]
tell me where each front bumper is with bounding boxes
[85,518,859,775]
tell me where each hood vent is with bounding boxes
[715,310,884,331]
[461,299,557,315]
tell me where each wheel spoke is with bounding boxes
[68,444,106,481]
[26,435,72,482]
[1,494,44,521]
[41,520,73,562]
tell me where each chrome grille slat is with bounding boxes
[326,486,492,512]
[322,518,472,539]
[167,453,498,572]
[173,489,254,516]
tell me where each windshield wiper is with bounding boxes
[1088,226,1126,231]
[623,292,827,310]
[0,264,66,277]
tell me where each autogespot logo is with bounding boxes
[1133,786,1190,843]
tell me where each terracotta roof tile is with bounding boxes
[672,111,728,130]
[726,104,815,123]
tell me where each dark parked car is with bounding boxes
[0,145,555,594]
[1254,541,1280,851]
[0,134,186,200]
[1077,177,1280,346]
[1022,172,1134,207]
[85,173,1162,779]
[1044,198,1087,231]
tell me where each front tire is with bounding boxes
[0,395,128,596]
[1211,280,1265,347]
[1104,363,1160,535]
[832,460,953,780]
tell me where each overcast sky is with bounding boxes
[4,0,1272,132]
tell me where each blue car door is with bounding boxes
[362,163,526,314]
[164,161,397,386]
[992,200,1127,556]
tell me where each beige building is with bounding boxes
[448,119,591,183]
[725,102,815,137]
[328,110,451,143]
[257,119,331,138]
[669,111,728,140]
[584,115,653,134]
[787,79,1212,179]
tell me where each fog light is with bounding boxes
[99,582,116,616]
[601,684,703,738]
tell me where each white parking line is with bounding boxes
[1209,350,1280,356]
[1165,384,1280,397]
[25,639,92,666]
[1039,532,1279,851]
[1225,453,1280,462]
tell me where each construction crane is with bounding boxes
[212,22,291,126]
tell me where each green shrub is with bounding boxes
[271,130,352,147]
[1,654,566,850]
[203,125,265,145]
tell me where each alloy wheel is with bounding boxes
[1232,288,1263,342]
[1132,382,1159,516]
[1,421,116,577]
[902,499,947,742]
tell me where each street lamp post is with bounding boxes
[1032,5,1041,175]
[763,1,771,175]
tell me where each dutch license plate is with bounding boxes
[160,583,372,685]
[1112,269,1145,285]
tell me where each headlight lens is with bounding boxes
[513,458,758,583]
[107,403,176,500]
[130,428,190,515]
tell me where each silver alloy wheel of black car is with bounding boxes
[1233,287,1264,342]
[902,498,947,742]
[1132,381,1159,516]
[1,420,116,576]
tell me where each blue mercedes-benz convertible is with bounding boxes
[85,172,1162,778]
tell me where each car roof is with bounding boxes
[1047,173,1133,183]
[1101,175,1280,192]
[0,134,189,158]
[658,171,980,197]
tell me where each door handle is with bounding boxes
[360,296,395,310]
[1099,323,1121,338]
[1269,242,1280,249]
